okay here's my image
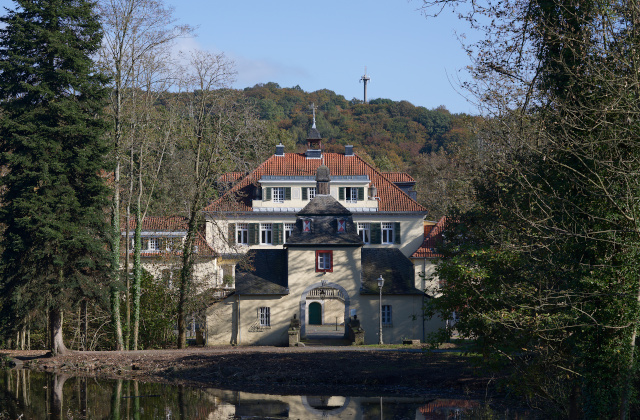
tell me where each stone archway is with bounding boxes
[300,281,350,338]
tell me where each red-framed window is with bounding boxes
[316,250,333,272]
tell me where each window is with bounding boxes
[339,187,364,203]
[260,223,273,244]
[358,222,370,244]
[346,187,358,203]
[302,187,317,200]
[236,223,248,245]
[138,237,160,251]
[316,250,333,272]
[284,223,295,241]
[381,222,394,244]
[259,307,271,327]
[303,219,312,232]
[272,187,285,203]
[382,305,392,326]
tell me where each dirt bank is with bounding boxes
[1,346,494,399]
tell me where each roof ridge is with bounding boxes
[203,151,427,213]
[349,153,425,211]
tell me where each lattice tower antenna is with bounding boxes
[359,66,371,103]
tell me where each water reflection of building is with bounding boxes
[203,389,481,419]
[0,370,485,419]
[418,399,481,419]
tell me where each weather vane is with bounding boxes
[309,102,317,128]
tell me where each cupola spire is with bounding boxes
[306,103,322,159]
[310,102,317,128]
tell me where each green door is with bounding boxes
[309,302,322,325]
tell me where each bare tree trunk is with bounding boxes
[51,373,68,420]
[49,308,68,356]
[81,299,88,351]
[110,378,122,420]
[111,153,124,351]
[132,196,142,350]
[79,377,88,419]
[133,381,140,420]
[125,200,132,350]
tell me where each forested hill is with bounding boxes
[242,82,474,172]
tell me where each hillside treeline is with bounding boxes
[241,82,478,218]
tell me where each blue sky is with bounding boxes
[0,0,477,114]
[163,0,477,114]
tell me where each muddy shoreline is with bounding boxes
[1,346,496,400]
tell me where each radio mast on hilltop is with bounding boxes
[359,67,371,104]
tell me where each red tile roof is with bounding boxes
[123,215,189,232]
[121,232,216,258]
[218,172,245,185]
[121,216,216,257]
[204,152,427,213]
[383,172,415,183]
[411,217,447,259]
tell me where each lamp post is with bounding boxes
[377,275,384,344]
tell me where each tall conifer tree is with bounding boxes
[0,0,111,355]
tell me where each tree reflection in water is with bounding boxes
[0,370,491,419]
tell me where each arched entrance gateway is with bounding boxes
[300,281,350,339]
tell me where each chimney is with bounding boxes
[316,164,330,195]
[345,145,354,156]
[275,143,285,156]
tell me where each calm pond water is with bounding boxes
[0,369,486,419]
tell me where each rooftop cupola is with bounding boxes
[306,103,322,159]
[316,164,330,195]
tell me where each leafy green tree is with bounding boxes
[139,269,177,349]
[423,0,640,416]
[0,0,112,355]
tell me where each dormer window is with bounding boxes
[272,187,285,203]
[339,187,364,203]
[263,187,291,203]
[303,219,312,232]
[337,218,346,233]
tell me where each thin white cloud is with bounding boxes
[232,56,308,89]
[171,36,309,89]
